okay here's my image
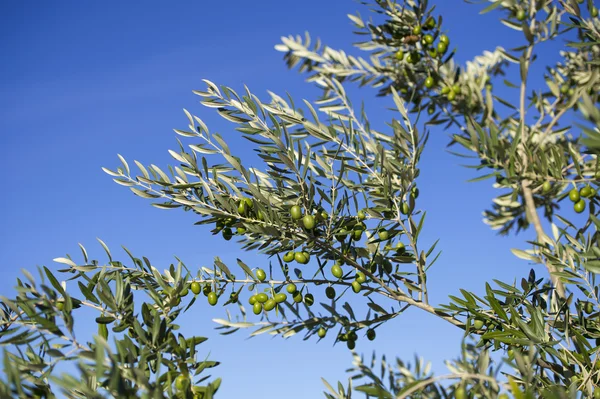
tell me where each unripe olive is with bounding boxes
[263,298,276,311]
[378,229,390,241]
[237,200,247,215]
[569,188,580,202]
[249,295,258,305]
[304,293,315,306]
[253,302,262,315]
[584,301,594,314]
[274,293,287,303]
[574,199,586,214]
[516,9,526,21]
[236,226,246,234]
[318,327,327,338]
[366,328,376,341]
[542,181,551,193]
[424,34,434,45]
[395,49,404,60]
[439,34,449,45]
[473,319,484,330]
[412,25,421,35]
[454,385,466,399]
[447,91,456,101]
[207,292,218,306]
[175,375,190,391]
[283,251,295,263]
[256,293,268,303]
[290,205,303,220]
[437,41,447,54]
[222,228,233,241]
[401,202,410,215]
[351,280,362,293]
[302,214,316,230]
[356,271,366,284]
[580,186,592,198]
[287,283,297,294]
[331,264,343,279]
[357,210,366,220]
[98,323,109,340]
[191,282,201,295]
[256,268,266,282]
[347,340,356,350]
[293,291,303,303]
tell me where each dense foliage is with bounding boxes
[2,0,600,397]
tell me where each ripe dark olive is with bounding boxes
[437,41,448,54]
[351,281,362,293]
[366,328,376,341]
[516,9,526,21]
[287,283,297,294]
[378,230,390,241]
[542,181,552,193]
[175,375,190,391]
[325,286,336,299]
[293,291,303,303]
[584,301,594,314]
[253,302,262,315]
[412,25,421,35]
[424,76,435,88]
[304,293,315,306]
[290,205,303,220]
[357,210,366,220]
[356,271,366,284]
[473,319,484,330]
[256,293,268,303]
[574,199,586,214]
[580,186,592,198]
[249,295,257,305]
[207,292,218,306]
[264,299,276,311]
[256,268,267,282]
[331,264,343,279]
[569,188,580,202]
[236,226,246,234]
[191,282,201,295]
[275,293,287,303]
[347,340,356,350]
[318,327,327,338]
[303,214,316,229]
[283,251,295,263]
[395,49,404,60]
[222,228,233,241]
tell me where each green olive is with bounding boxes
[356,271,366,284]
[352,229,363,241]
[516,9,526,21]
[237,200,247,215]
[318,327,327,338]
[425,17,436,29]
[498,394,509,399]
[274,293,287,303]
[203,285,211,297]
[249,295,258,305]
[303,214,316,229]
[287,283,297,294]
[401,202,410,215]
[256,268,267,282]
[378,230,390,241]
[584,301,595,314]
[424,34,434,45]
[331,264,343,279]
[357,210,366,220]
[236,226,246,234]
[569,187,580,202]
[542,181,552,193]
[424,76,435,89]
[574,199,586,214]
[244,197,253,208]
[594,387,600,399]
[253,302,262,315]
[395,242,406,253]
[427,105,435,115]
[412,25,421,35]
[473,319,484,330]
[98,323,109,339]
[283,251,295,263]
[592,7,599,18]
[175,375,190,391]
[207,292,218,306]
[395,49,404,60]
[190,282,201,295]
[180,287,189,297]
[290,205,303,220]
[264,298,276,311]
[293,291,303,303]
[580,186,593,198]
[256,293,268,303]
[437,41,447,54]
[325,286,336,299]
[447,91,456,101]
[304,293,315,306]
[441,86,450,95]
[439,34,449,45]
[351,281,362,293]
[454,386,466,399]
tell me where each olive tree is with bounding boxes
[2,0,600,397]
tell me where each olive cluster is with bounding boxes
[213,197,263,240]
[394,17,448,66]
[335,326,377,350]
[567,185,597,214]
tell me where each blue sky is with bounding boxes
[0,1,574,398]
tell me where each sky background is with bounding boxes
[0,1,578,398]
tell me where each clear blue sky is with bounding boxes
[0,1,572,398]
